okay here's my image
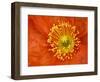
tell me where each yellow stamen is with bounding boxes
[47,21,80,61]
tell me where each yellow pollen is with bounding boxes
[47,21,80,61]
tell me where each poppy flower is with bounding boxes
[28,15,88,66]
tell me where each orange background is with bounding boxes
[28,15,88,66]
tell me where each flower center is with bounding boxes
[58,35,74,53]
[47,21,80,61]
